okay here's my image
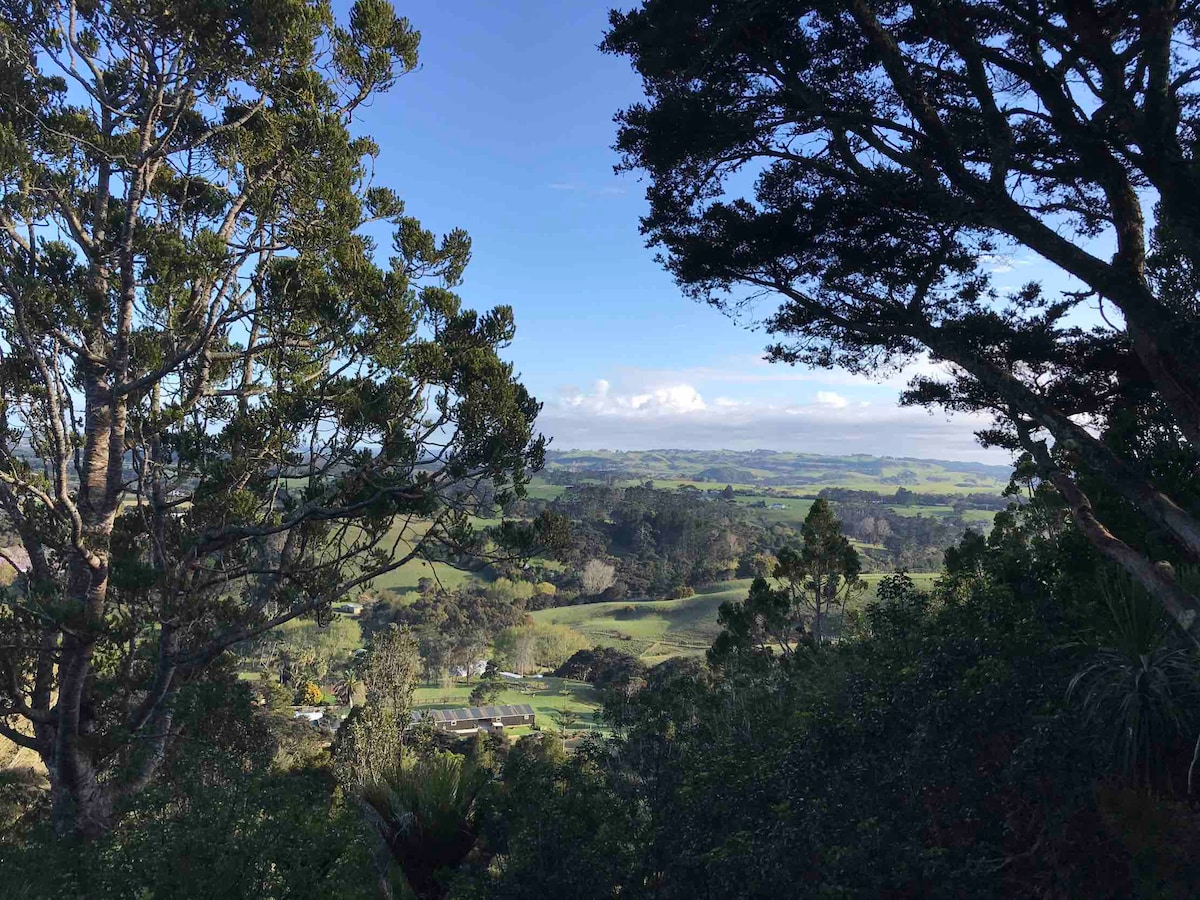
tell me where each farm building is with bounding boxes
[416,704,535,735]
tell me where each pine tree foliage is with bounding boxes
[0,0,543,836]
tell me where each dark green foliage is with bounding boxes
[460,735,642,900]
[603,0,1200,639]
[378,587,530,679]
[551,484,758,596]
[1068,572,1200,788]
[829,497,982,570]
[464,509,1200,898]
[712,499,863,658]
[468,679,503,706]
[0,681,376,899]
[361,752,487,900]
[554,646,650,725]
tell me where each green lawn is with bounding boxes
[733,495,817,527]
[523,480,567,501]
[961,509,999,524]
[372,559,483,595]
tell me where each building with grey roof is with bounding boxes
[414,703,535,734]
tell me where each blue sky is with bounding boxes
[347,1,1077,463]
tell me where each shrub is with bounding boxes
[298,682,323,706]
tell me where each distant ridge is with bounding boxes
[543,448,1013,493]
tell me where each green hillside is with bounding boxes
[532,573,940,665]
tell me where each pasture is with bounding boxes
[530,572,940,665]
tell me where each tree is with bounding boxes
[604,0,1200,640]
[786,499,866,641]
[514,630,538,676]
[712,500,863,658]
[360,752,487,900]
[333,629,419,792]
[298,682,323,707]
[0,0,545,836]
[468,679,502,707]
[1,677,380,899]
[580,558,617,596]
[467,734,642,900]
[552,707,580,750]
[438,668,456,703]
[362,626,421,725]
[720,484,735,501]
[253,615,361,686]
[333,661,363,709]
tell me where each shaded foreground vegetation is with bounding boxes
[6,497,1200,898]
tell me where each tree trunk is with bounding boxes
[49,744,114,840]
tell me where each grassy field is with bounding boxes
[355,457,1002,600]
[731,495,817,526]
[531,572,942,665]
[522,481,567,502]
[373,559,482,595]
[361,516,497,597]
[412,676,605,734]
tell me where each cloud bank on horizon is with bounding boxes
[537,360,1012,464]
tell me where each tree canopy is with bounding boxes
[604,0,1200,638]
[0,0,543,836]
[711,498,863,658]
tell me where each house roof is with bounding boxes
[415,704,535,723]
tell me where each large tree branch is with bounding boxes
[846,0,1200,446]
[1017,425,1200,645]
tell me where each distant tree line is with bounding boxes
[549,484,760,598]
[818,486,1012,511]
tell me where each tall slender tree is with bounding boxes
[0,0,543,836]
[784,498,865,642]
[712,499,863,659]
[605,0,1200,640]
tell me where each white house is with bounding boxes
[450,659,488,678]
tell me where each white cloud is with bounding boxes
[561,380,706,415]
[539,376,1009,463]
[815,390,848,408]
[615,355,956,392]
